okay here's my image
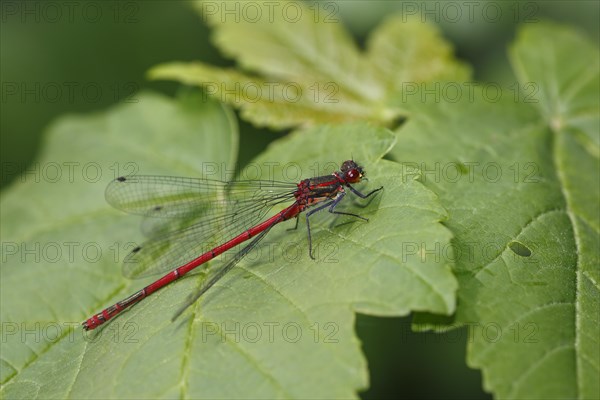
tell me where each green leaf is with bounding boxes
[0,91,238,393]
[391,23,599,399]
[1,94,456,397]
[366,15,471,90]
[510,23,600,399]
[149,62,379,128]
[509,22,600,152]
[150,0,468,128]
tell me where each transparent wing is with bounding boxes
[105,175,297,278]
[106,175,296,218]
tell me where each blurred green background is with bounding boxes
[1,1,597,398]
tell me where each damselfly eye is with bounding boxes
[345,168,362,183]
[340,160,364,183]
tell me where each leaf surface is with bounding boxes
[1,93,456,398]
[391,23,599,399]
[149,0,469,128]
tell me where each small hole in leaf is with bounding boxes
[508,241,531,257]
[457,162,469,175]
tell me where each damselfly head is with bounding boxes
[340,160,364,183]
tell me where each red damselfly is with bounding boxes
[82,160,382,330]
